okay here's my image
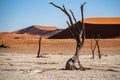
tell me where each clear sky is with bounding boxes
[0,0,120,32]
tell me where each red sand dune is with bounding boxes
[49,17,120,39]
[0,25,62,39]
[14,25,62,38]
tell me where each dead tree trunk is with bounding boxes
[96,40,101,59]
[91,35,97,59]
[91,38,96,59]
[94,36,101,59]
[50,2,86,70]
[37,37,42,58]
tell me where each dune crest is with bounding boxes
[84,17,120,24]
[34,25,58,31]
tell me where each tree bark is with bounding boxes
[65,42,85,70]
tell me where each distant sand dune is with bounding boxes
[0,25,62,39]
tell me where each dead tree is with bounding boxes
[91,37,96,59]
[91,35,101,59]
[37,37,42,58]
[50,2,86,70]
[95,35,101,59]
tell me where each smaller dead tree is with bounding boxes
[91,37,96,59]
[37,37,42,58]
[91,35,101,59]
[50,2,86,70]
[95,35,101,59]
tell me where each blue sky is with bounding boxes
[0,0,120,32]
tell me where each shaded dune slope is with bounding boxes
[49,18,120,39]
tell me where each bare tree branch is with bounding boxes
[50,2,79,40]
[80,2,86,45]
[50,2,73,26]
[70,10,77,23]
[70,10,81,33]
[67,21,78,41]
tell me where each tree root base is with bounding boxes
[37,55,47,58]
[65,57,84,70]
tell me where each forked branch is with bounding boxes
[91,34,101,59]
[50,2,79,41]
[70,10,80,32]
[66,21,78,41]
[50,2,74,27]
